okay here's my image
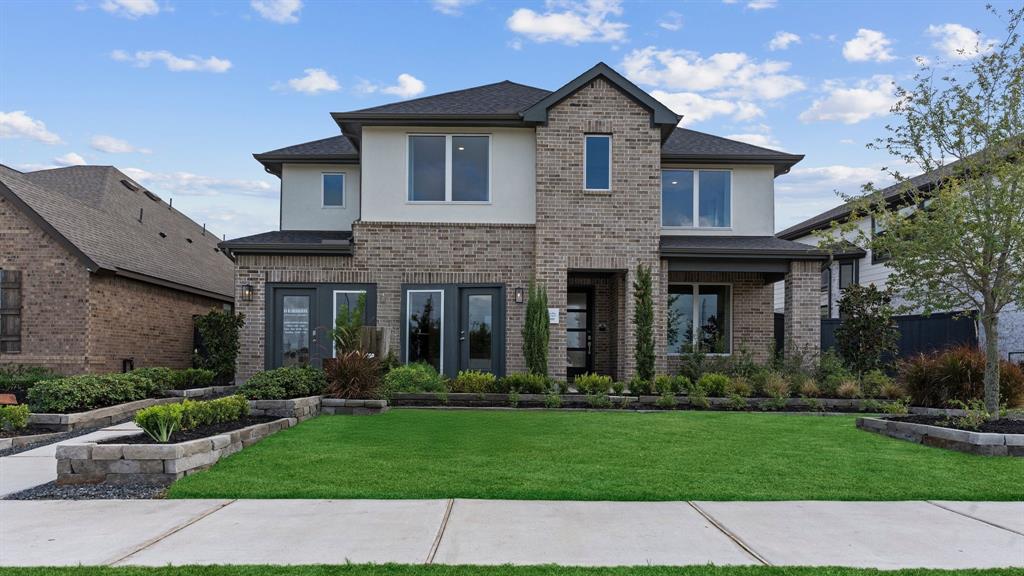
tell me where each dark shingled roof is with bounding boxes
[346,81,551,116]
[660,235,827,259]
[219,230,353,257]
[662,128,803,175]
[776,160,962,240]
[0,164,234,299]
[253,135,358,176]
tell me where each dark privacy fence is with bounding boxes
[774,311,978,360]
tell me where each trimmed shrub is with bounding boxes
[0,365,59,402]
[610,380,625,395]
[324,352,382,399]
[27,373,160,414]
[381,363,446,397]
[132,367,216,391]
[656,392,677,409]
[726,376,753,398]
[860,369,892,398]
[628,375,654,395]
[696,373,730,397]
[654,374,690,395]
[193,310,245,384]
[500,372,549,394]
[0,404,30,430]
[450,370,497,393]
[898,345,1024,408]
[239,366,326,400]
[179,395,249,430]
[574,373,612,395]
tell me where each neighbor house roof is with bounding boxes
[253,135,359,176]
[660,235,827,260]
[0,164,234,300]
[219,230,353,257]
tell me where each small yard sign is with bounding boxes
[547,308,559,324]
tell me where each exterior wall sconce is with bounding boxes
[514,287,524,304]
[241,284,254,302]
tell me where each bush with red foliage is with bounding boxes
[898,345,1024,408]
[323,351,382,399]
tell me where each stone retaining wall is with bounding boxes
[857,416,1024,456]
[248,395,321,421]
[164,385,240,399]
[320,398,388,415]
[55,417,296,485]
[29,397,181,432]
[0,430,65,451]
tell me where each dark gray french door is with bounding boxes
[459,287,502,373]
[566,289,593,380]
[273,288,317,368]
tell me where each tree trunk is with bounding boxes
[981,314,1001,418]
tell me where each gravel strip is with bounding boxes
[0,418,133,458]
[3,480,167,500]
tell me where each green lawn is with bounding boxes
[168,409,1024,501]
[0,567,1018,576]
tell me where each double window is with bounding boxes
[322,173,345,207]
[584,134,611,191]
[667,284,731,355]
[408,135,490,202]
[0,270,21,353]
[662,169,732,228]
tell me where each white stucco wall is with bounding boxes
[360,126,536,224]
[281,163,361,231]
[660,164,775,236]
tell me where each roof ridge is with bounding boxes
[341,79,548,114]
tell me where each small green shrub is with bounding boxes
[726,376,752,397]
[180,395,249,429]
[655,392,677,409]
[508,390,520,408]
[804,397,824,412]
[586,393,612,408]
[0,365,58,401]
[544,392,562,409]
[500,372,549,394]
[696,373,730,397]
[610,380,625,395]
[762,372,790,400]
[239,366,325,400]
[861,369,892,398]
[882,398,909,415]
[947,399,991,431]
[574,373,612,395]
[688,385,710,409]
[132,367,217,391]
[381,363,446,397]
[135,403,184,443]
[727,393,748,411]
[450,370,497,393]
[27,373,160,414]
[0,404,30,430]
[628,375,654,395]
[654,374,689,395]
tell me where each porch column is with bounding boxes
[541,268,567,383]
[783,260,821,364]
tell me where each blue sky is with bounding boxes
[0,0,1011,239]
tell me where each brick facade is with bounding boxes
[784,260,821,364]
[0,195,224,375]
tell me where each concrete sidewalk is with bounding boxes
[0,422,142,498]
[1,499,1021,569]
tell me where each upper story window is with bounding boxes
[408,134,490,203]
[838,260,858,290]
[584,134,611,191]
[662,169,732,228]
[322,173,345,207]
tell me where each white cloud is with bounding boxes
[725,133,782,149]
[122,168,275,197]
[90,134,152,154]
[774,164,895,231]
[100,0,159,18]
[433,0,476,15]
[839,138,856,144]
[358,73,426,99]
[0,111,62,144]
[768,31,800,51]
[652,91,763,125]
[842,29,895,62]
[799,75,897,124]
[111,50,231,73]
[747,0,777,9]
[279,68,340,94]
[54,152,87,166]
[658,11,682,32]
[251,0,302,23]
[927,23,996,60]
[507,0,627,45]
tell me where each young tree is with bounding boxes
[633,264,655,381]
[830,7,1024,416]
[522,280,550,375]
[834,284,899,375]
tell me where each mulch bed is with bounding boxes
[96,415,279,445]
[0,425,54,439]
[889,414,1024,434]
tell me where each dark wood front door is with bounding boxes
[566,289,592,380]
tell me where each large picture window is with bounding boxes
[667,284,731,354]
[407,290,444,372]
[584,134,611,191]
[408,134,490,203]
[0,270,21,354]
[662,169,732,228]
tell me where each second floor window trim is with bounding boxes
[407,133,491,204]
[321,172,345,208]
[661,168,733,229]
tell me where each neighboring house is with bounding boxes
[0,164,234,374]
[222,63,826,383]
[774,161,1024,361]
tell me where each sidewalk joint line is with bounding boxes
[426,498,455,564]
[926,501,1024,537]
[106,499,237,566]
[689,501,770,566]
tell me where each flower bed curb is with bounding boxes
[164,385,240,399]
[857,416,1024,456]
[0,430,66,451]
[248,395,321,421]
[29,397,182,433]
[320,398,388,415]
[54,417,297,486]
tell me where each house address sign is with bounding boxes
[547,308,559,324]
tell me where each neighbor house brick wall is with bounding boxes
[85,274,223,373]
[0,195,90,374]
[784,260,821,364]
[534,77,664,382]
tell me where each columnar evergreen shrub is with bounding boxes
[522,281,550,376]
[633,265,655,382]
[194,310,245,384]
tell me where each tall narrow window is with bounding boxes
[838,260,857,290]
[698,170,731,227]
[661,170,694,227]
[667,284,731,354]
[452,136,489,202]
[667,285,694,354]
[0,270,21,354]
[407,290,444,372]
[408,135,446,201]
[584,134,611,191]
[332,290,366,357]
[322,173,345,207]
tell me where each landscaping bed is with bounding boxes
[29,397,181,432]
[888,414,1024,434]
[96,416,278,444]
[857,416,1024,457]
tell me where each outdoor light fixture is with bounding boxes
[514,287,525,304]
[241,283,254,302]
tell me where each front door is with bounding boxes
[566,289,592,380]
[273,288,317,368]
[459,287,502,374]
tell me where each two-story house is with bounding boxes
[221,63,826,383]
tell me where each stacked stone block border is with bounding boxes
[857,417,1024,457]
[0,430,64,451]
[248,396,322,421]
[321,398,388,415]
[28,397,181,433]
[55,417,296,486]
[164,385,240,399]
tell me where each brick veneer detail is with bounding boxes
[784,260,821,364]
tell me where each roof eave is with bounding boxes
[660,247,828,260]
[108,268,233,302]
[252,153,360,177]
[218,241,353,258]
[661,153,804,176]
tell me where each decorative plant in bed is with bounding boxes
[107,395,275,445]
[0,404,31,438]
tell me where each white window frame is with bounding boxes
[331,289,366,358]
[660,169,733,230]
[406,134,492,204]
[583,134,612,192]
[405,289,445,373]
[667,282,733,356]
[321,172,346,208]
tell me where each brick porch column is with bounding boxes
[234,257,265,384]
[784,260,821,364]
